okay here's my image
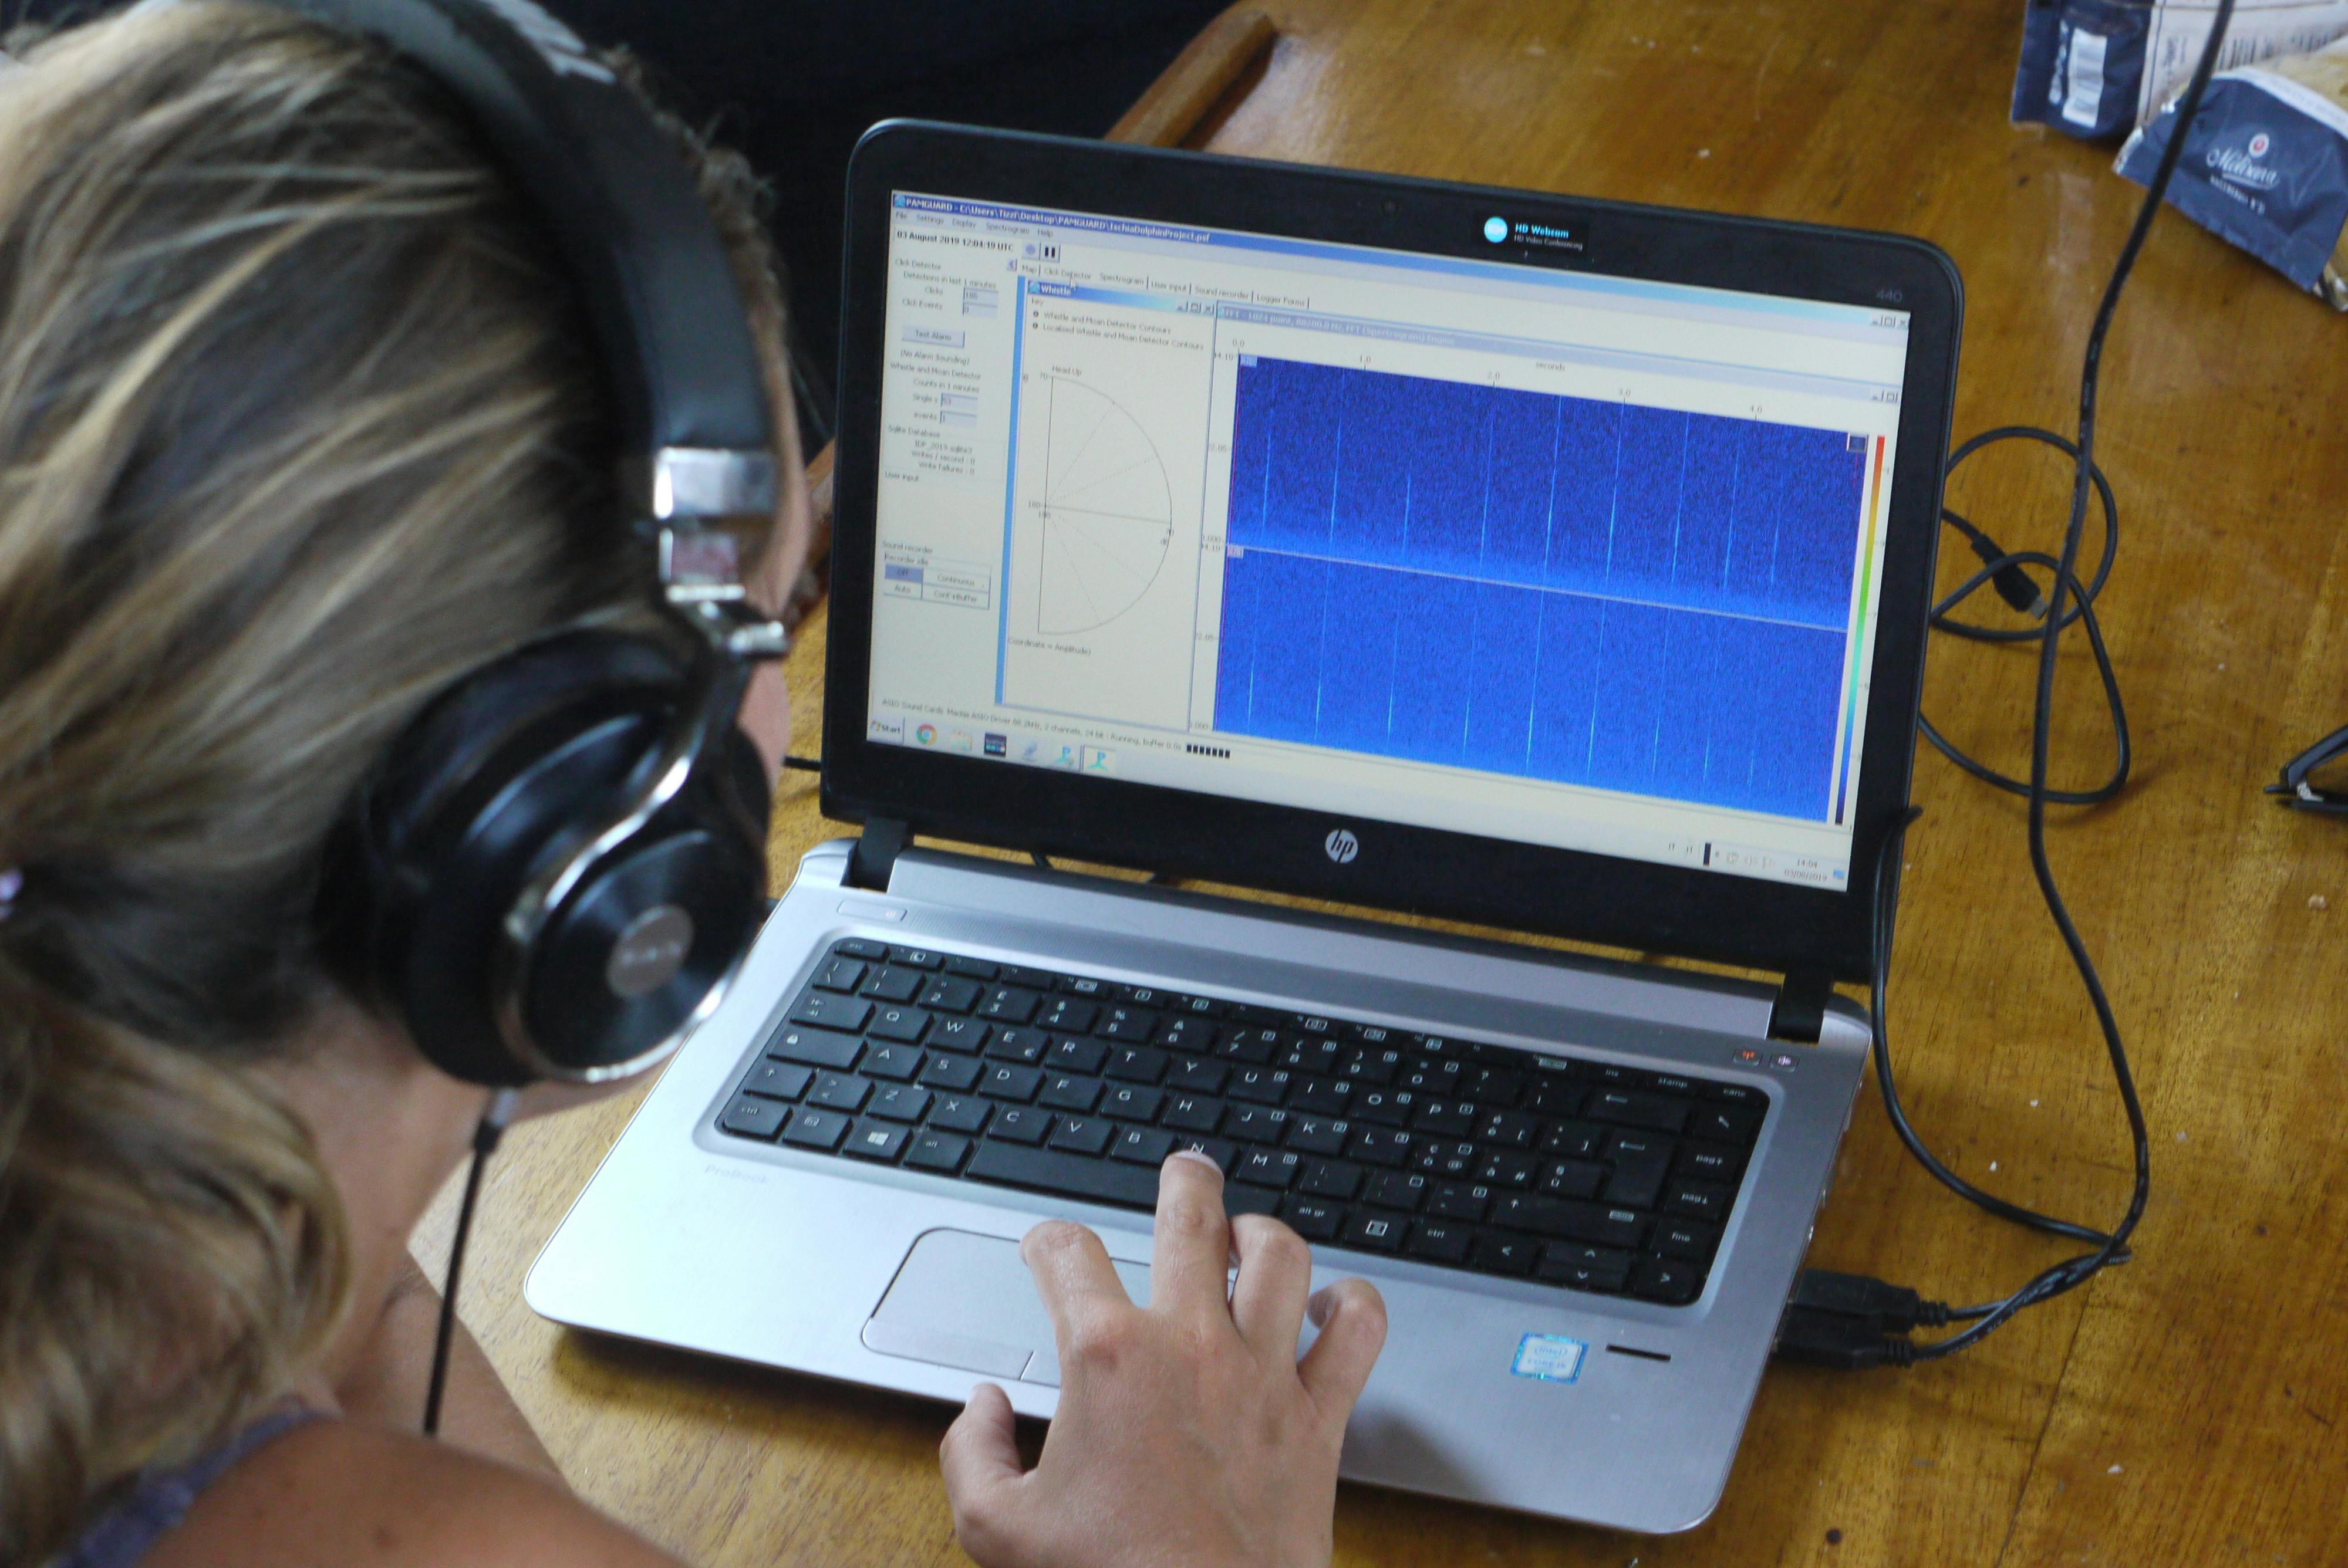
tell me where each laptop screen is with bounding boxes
[862,191,1912,895]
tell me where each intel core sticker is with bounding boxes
[1512,1333,1587,1384]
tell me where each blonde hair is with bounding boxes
[0,6,790,1564]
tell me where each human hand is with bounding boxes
[938,1151,1388,1568]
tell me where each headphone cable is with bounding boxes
[423,1086,520,1437]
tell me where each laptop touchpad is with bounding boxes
[861,1228,1151,1387]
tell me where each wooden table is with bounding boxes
[420,2,2348,1562]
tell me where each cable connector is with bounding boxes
[1789,1268,1950,1332]
[1951,516,2051,618]
[1774,1305,1917,1370]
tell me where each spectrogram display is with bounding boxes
[1213,358,1868,821]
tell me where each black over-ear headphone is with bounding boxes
[299,0,790,1088]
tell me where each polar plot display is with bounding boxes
[1030,375,1173,634]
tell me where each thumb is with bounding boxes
[939,1382,1024,1520]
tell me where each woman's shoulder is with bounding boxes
[142,1417,682,1568]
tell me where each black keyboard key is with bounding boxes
[1475,1150,1538,1188]
[1226,1183,1284,1218]
[1170,993,1226,1017]
[862,1043,924,1081]
[1539,1258,1631,1293]
[1041,1073,1104,1113]
[1110,1127,1176,1165]
[1224,1106,1290,1144]
[1040,997,1098,1033]
[1162,1095,1224,1134]
[982,1064,1045,1102]
[1347,1022,1396,1044]
[1664,1178,1732,1221]
[1121,985,1170,1007]
[1587,1089,1691,1135]
[868,1006,930,1045]
[944,955,1000,980]
[1060,974,1110,998]
[1340,1047,1402,1085]
[1048,1116,1115,1157]
[1350,1127,1413,1168]
[1169,1058,1229,1094]
[919,976,985,1013]
[1341,1211,1405,1252]
[1399,1060,1463,1095]
[1632,1256,1702,1304]
[813,957,868,993]
[1525,1077,1584,1116]
[1289,1077,1351,1115]
[1473,1234,1540,1276]
[788,993,872,1033]
[998,965,1059,989]
[869,1084,932,1123]
[1226,1067,1289,1104]
[986,1028,1050,1065]
[1710,1082,1766,1107]
[930,1016,991,1053]
[1298,1159,1362,1199]
[1560,1204,1648,1251]
[906,1130,972,1172]
[1648,1073,1697,1097]
[1280,1196,1343,1240]
[741,1061,813,1101]
[807,1072,871,1113]
[1217,1026,1281,1064]
[1173,1136,1237,1172]
[720,1094,787,1140]
[1281,1038,1343,1076]
[1477,1109,1541,1149]
[1286,1116,1351,1156]
[1689,1104,1763,1144]
[1584,1062,1640,1086]
[1107,1046,1170,1084]
[1352,1089,1413,1127]
[1406,1218,1473,1263]
[1412,1140,1479,1180]
[1466,1067,1524,1106]
[919,1054,984,1093]
[967,1142,1160,1208]
[1098,1007,1162,1043]
[1363,1170,1428,1212]
[888,946,944,969]
[1492,1193,1576,1239]
[930,1095,993,1135]
[978,986,1043,1023]
[1411,1099,1477,1137]
[781,1107,851,1151]
[1653,1218,1719,1261]
[861,965,924,1003]
[844,1120,909,1162]
[1236,1148,1302,1188]
[1158,1016,1218,1053]
[1426,1180,1490,1221]
[1047,1037,1109,1074]
[1540,1121,1604,1160]
[1605,1154,1672,1210]
[1542,1243,1635,1282]
[1678,1142,1743,1180]
[1540,1159,1605,1200]
[1102,1084,1164,1123]
[1605,1129,1674,1163]
[832,937,889,960]
[989,1106,1052,1144]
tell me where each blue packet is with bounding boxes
[2117,57,2348,301]
[2015,0,2151,140]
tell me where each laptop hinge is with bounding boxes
[844,818,910,892]
[1767,971,1833,1045]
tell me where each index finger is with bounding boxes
[1020,1219,1132,1349]
[1148,1149,1234,1322]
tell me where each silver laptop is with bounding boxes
[529,122,1960,1533]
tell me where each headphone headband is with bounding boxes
[274,0,777,522]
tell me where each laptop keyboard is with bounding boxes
[715,939,1767,1306]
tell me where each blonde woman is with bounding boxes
[0,6,1388,1568]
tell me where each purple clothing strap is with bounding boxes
[58,1403,326,1568]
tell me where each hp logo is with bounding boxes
[1324,828,1361,864]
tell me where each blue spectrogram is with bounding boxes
[1212,357,1867,820]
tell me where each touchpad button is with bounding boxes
[861,1228,1150,1387]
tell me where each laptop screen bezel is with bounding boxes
[823,120,1959,984]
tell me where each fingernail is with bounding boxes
[1168,1148,1223,1176]
[1308,1287,1338,1328]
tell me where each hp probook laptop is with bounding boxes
[530,122,1959,1532]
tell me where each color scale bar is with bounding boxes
[1831,435,1887,826]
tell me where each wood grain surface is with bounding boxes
[417,2,2348,1562]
